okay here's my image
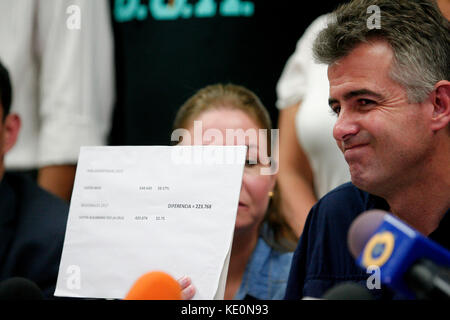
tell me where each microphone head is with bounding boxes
[0,277,44,300]
[322,282,375,300]
[125,271,182,300]
[348,209,386,259]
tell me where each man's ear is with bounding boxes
[2,113,21,154]
[430,80,450,132]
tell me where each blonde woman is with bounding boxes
[173,84,297,300]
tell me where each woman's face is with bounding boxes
[186,107,276,232]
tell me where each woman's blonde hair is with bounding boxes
[173,83,271,134]
[173,83,298,251]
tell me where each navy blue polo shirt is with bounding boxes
[284,182,449,300]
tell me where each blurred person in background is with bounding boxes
[0,60,68,299]
[0,0,114,202]
[276,13,350,237]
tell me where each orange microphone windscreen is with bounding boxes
[125,271,182,300]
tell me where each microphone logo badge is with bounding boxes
[362,231,395,268]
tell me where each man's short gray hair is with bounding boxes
[313,0,450,103]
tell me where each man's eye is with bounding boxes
[330,106,341,115]
[358,99,375,106]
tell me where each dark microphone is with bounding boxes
[322,282,375,300]
[0,277,44,300]
[348,210,450,299]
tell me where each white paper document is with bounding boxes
[55,146,246,299]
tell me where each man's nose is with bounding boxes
[333,108,360,143]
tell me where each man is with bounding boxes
[285,0,449,299]
[0,61,69,298]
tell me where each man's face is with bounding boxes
[0,106,20,180]
[0,108,6,179]
[328,40,433,196]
